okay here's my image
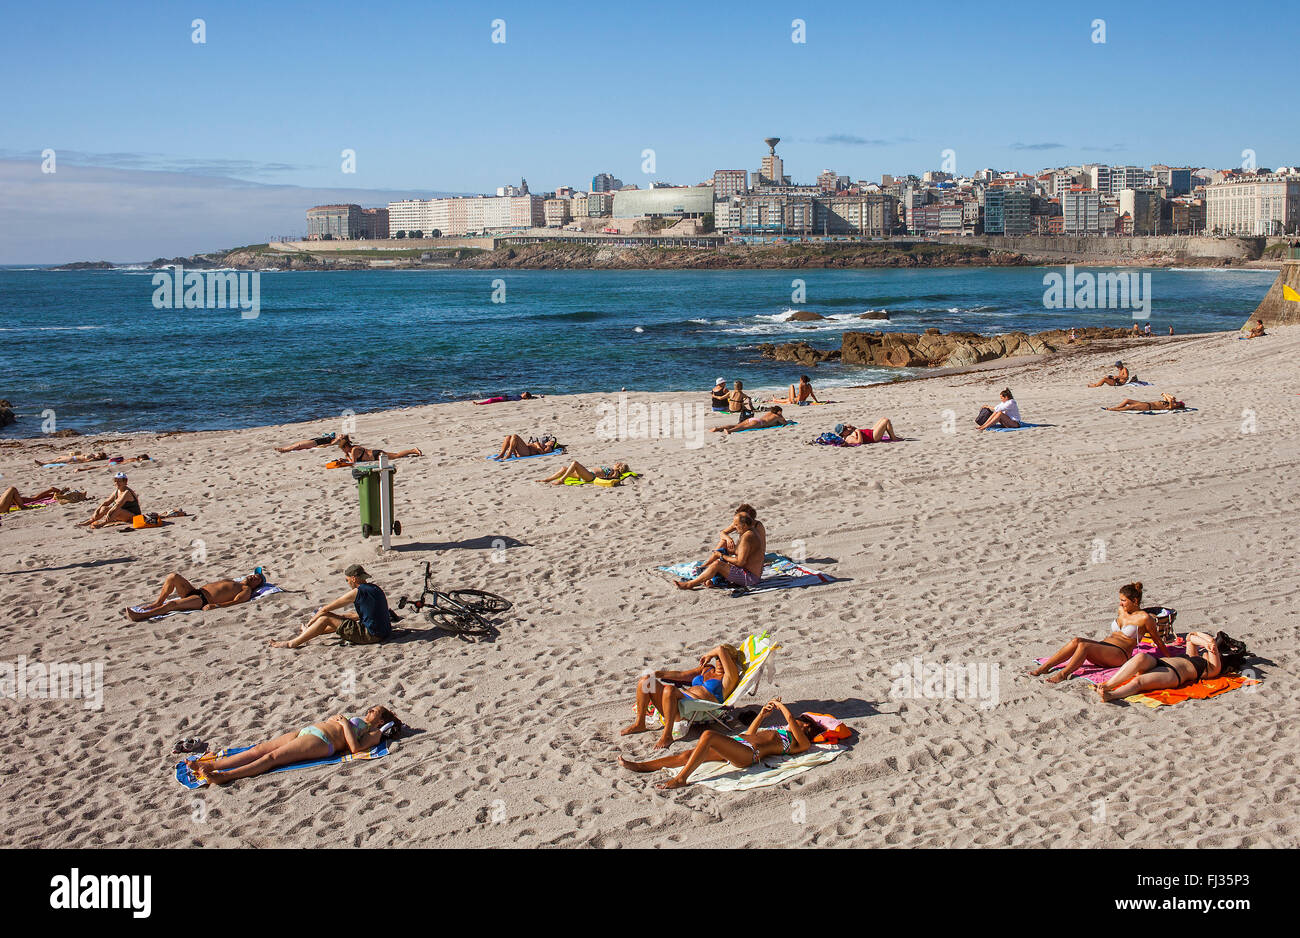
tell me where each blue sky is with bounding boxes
[1,0,1293,261]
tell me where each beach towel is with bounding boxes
[1101,407,1196,415]
[657,553,832,595]
[174,740,390,789]
[1131,674,1260,708]
[1034,640,1169,685]
[729,421,797,433]
[1127,379,1152,386]
[563,471,638,486]
[486,446,566,462]
[474,394,541,405]
[680,744,845,792]
[986,422,1044,432]
[39,463,68,469]
[5,497,58,512]
[128,581,283,620]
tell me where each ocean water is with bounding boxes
[0,266,1274,435]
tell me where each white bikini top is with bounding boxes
[1111,619,1139,640]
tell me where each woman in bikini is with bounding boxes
[0,486,79,512]
[834,417,899,444]
[712,407,787,434]
[1106,393,1185,412]
[494,433,560,459]
[1030,581,1170,683]
[537,460,631,485]
[726,380,754,416]
[767,375,820,405]
[619,698,817,789]
[1095,631,1225,702]
[186,705,402,785]
[620,643,742,749]
[335,435,422,463]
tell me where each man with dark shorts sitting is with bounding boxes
[125,572,265,621]
[269,564,392,649]
[674,512,764,591]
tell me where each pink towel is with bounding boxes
[1036,640,1185,685]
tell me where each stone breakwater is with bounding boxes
[759,326,1152,369]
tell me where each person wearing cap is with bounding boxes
[1089,362,1130,387]
[77,472,141,528]
[709,378,729,410]
[269,564,392,649]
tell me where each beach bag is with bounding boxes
[811,432,846,446]
[132,512,164,529]
[975,406,993,427]
[1143,606,1177,644]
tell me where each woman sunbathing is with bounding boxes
[495,433,560,459]
[538,460,631,485]
[712,406,787,434]
[767,375,820,405]
[276,432,336,452]
[834,417,898,444]
[620,643,741,749]
[74,454,151,471]
[1106,393,1185,412]
[187,705,402,785]
[1,486,77,512]
[37,450,107,466]
[1030,581,1169,683]
[336,435,422,462]
[1095,631,1225,702]
[619,698,816,789]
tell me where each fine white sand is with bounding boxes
[1,327,1296,847]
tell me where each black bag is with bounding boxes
[1214,631,1248,658]
[976,406,993,427]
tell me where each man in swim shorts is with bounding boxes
[125,572,266,621]
[675,512,764,590]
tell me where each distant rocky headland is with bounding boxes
[759,326,1163,370]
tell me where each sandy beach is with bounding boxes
[1,326,1296,849]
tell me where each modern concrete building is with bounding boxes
[982,188,1030,235]
[1119,188,1163,235]
[1062,189,1102,234]
[386,194,544,237]
[587,192,615,217]
[813,193,894,236]
[306,204,383,240]
[610,185,714,219]
[591,173,623,193]
[712,169,747,200]
[569,193,588,219]
[1205,173,1300,235]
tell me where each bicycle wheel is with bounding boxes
[424,607,492,635]
[445,589,513,615]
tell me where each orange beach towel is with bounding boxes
[1133,674,1259,708]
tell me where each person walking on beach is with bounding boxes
[675,511,764,590]
[619,698,817,789]
[976,389,1021,430]
[77,472,140,527]
[1030,581,1170,683]
[125,572,266,621]
[186,705,402,785]
[269,564,393,648]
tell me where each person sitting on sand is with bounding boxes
[0,486,79,512]
[834,418,898,444]
[186,705,403,786]
[675,511,764,590]
[336,435,421,463]
[710,378,729,410]
[125,571,266,621]
[1106,393,1185,412]
[712,406,787,435]
[1089,361,1130,387]
[1245,319,1266,339]
[725,380,754,416]
[1029,581,1170,683]
[976,388,1021,430]
[713,503,766,560]
[538,460,632,485]
[619,698,816,789]
[1095,631,1228,702]
[276,432,336,452]
[76,473,140,528]
[495,433,560,459]
[768,375,820,405]
[620,643,742,749]
[270,564,392,649]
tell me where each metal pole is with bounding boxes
[378,453,393,551]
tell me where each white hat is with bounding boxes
[114,472,127,480]
[714,377,726,387]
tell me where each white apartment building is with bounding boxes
[386,195,545,236]
[1205,173,1300,235]
[1062,190,1102,234]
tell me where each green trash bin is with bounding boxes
[352,465,400,538]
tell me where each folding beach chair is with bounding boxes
[647,631,782,739]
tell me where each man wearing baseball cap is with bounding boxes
[77,472,141,528]
[269,563,393,649]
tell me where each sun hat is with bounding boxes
[114,472,127,480]
[834,423,846,437]
[714,377,726,387]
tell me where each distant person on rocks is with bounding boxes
[976,389,1021,430]
[270,564,393,649]
[1143,322,1152,335]
[1089,361,1130,387]
[126,572,266,621]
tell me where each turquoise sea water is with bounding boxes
[0,266,1274,435]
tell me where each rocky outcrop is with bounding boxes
[787,310,825,322]
[858,310,889,320]
[49,261,114,270]
[0,399,14,427]
[1247,259,1300,327]
[764,326,1151,370]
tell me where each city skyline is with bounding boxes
[3,0,1297,261]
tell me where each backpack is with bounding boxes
[976,406,994,427]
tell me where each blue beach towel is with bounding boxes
[486,446,566,462]
[986,422,1045,432]
[174,740,390,789]
[129,581,283,620]
[658,552,832,596]
[729,421,798,433]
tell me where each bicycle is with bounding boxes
[396,562,512,640]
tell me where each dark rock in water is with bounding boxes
[50,428,81,437]
[50,261,115,270]
[757,341,840,367]
[787,310,825,322]
[0,400,13,427]
[858,310,889,320]
[925,327,941,335]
